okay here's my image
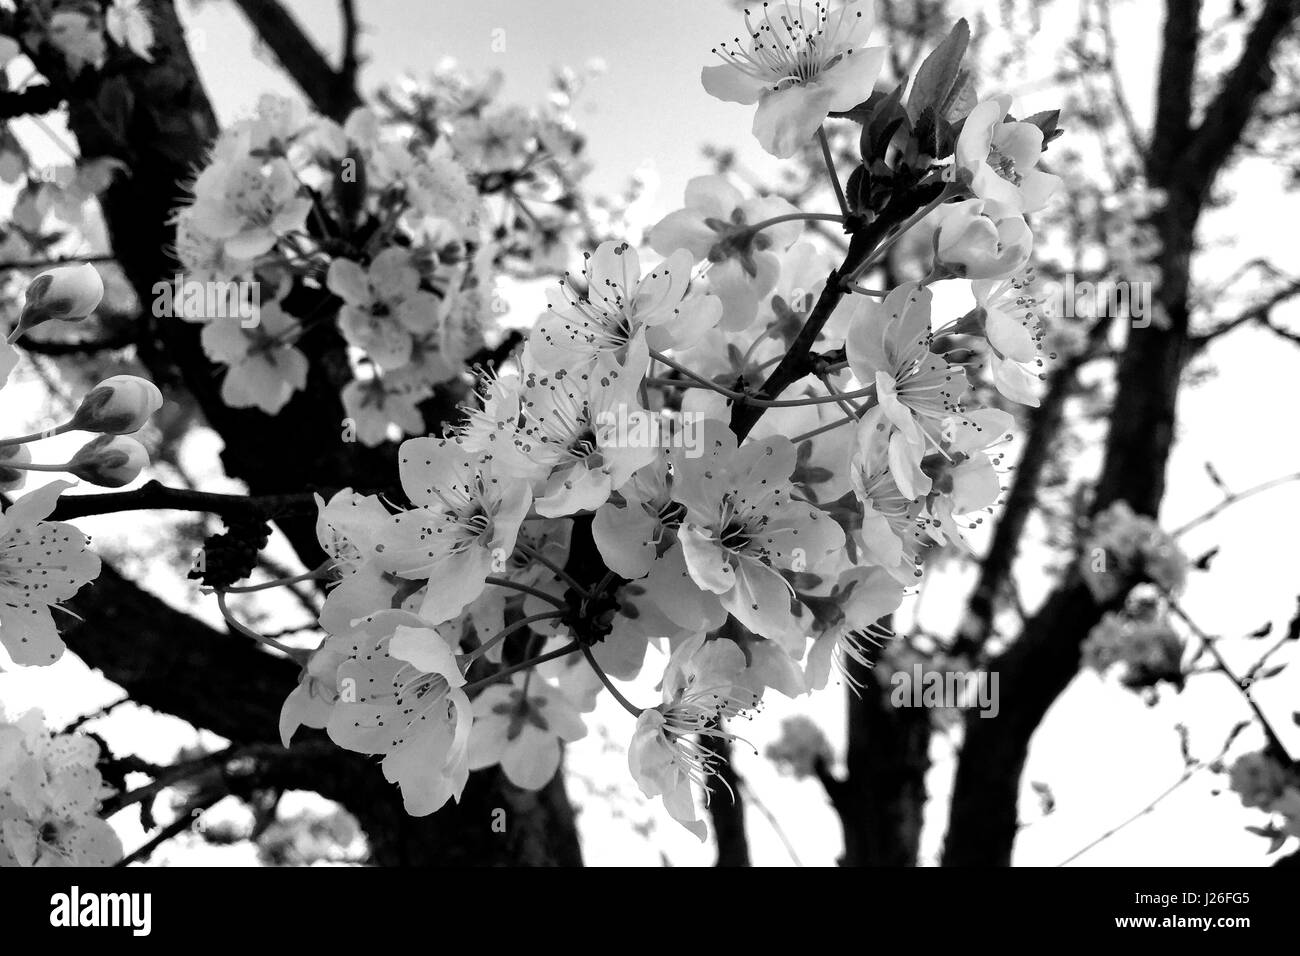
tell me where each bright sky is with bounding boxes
[1,0,1297,867]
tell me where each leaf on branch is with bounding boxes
[859,81,908,165]
[940,68,978,122]
[905,18,971,122]
[1191,546,1219,570]
[1020,109,1064,149]
[1244,824,1289,854]
[1205,461,1230,493]
[1030,780,1055,816]
[913,105,957,160]
[1247,621,1273,639]
[1174,722,1192,765]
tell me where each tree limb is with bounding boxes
[1189,278,1300,353]
[955,312,1116,656]
[231,0,362,121]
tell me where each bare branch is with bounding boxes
[231,0,362,121]
[1096,0,1147,157]
[1190,279,1300,353]
[48,479,369,522]
[1184,0,1300,194]
[955,312,1116,655]
[339,0,361,94]
[1147,0,1203,180]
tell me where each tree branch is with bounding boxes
[955,312,1116,656]
[703,733,750,866]
[1189,278,1300,354]
[231,0,363,121]
[1147,0,1202,180]
[49,479,348,522]
[943,0,1300,866]
[1184,0,1300,195]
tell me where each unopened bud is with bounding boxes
[67,435,149,487]
[17,263,104,333]
[932,199,1032,281]
[0,444,30,492]
[69,374,164,434]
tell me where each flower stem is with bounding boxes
[650,349,747,399]
[740,211,846,238]
[3,460,74,472]
[214,590,299,657]
[820,373,866,419]
[461,640,582,696]
[817,126,849,218]
[847,284,888,297]
[516,543,588,595]
[484,575,568,608]
[790,413,859,445]
[748,384,877,408]
[0,422,74,447]
[461,611,564,666]
[650,349,876,407]
[582,646,644,717]
[219,562,334,593]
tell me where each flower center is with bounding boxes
[987,148,1022,185]
[713,2,865,91]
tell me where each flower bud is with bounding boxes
[932,199,1032,280]
[0,443,30,492]
[67,435,149,488]
[69,374,164,434]
[17,263,105,333]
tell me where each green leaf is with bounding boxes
[1021,109,1064,149]
[860,81,908,163]
[906,19,971,122]
[830,87,893,125]
[940,68,979,122]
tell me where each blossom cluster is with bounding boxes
[1226,750,1300,844]
[175,73,591,436]
[275,0,1067,838]
[0,707,121,866]
[1080,500,1189,602]
[1082,586,1185,694]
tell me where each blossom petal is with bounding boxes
[752,84,836,158]
[701,64,764,105]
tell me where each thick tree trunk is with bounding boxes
[26,0,581,865]
[815,655,930,867]
[704,734,751,866]
[840,662,930,866]
[941,0,1299,866]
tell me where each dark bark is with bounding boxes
[63,560,580,865]
[21,0,580,865]
[955,313,1115,655]
[703,733,751,866]
[229,0,363,122]
[822,659,930,866]
[941,0,1300,866]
